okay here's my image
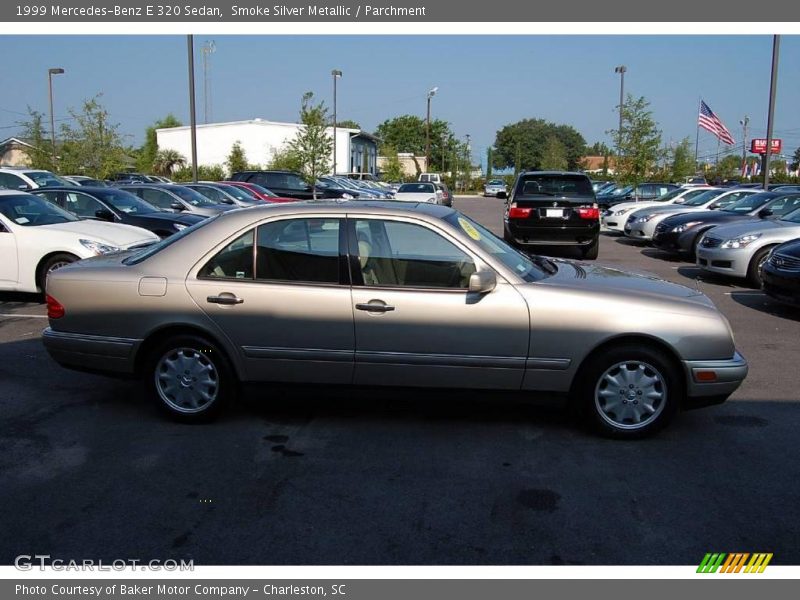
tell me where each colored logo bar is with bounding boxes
[697,552,773,573]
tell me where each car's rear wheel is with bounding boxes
[582,238,599,260]
[747,246,772,288]
[576,344,681,438]
[146,334,233,422]
[38,253,79,293]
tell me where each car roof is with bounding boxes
[33,186,121,194]
[519,170,589,177]
[0,189,36,197]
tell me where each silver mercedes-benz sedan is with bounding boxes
[42,202,747,438]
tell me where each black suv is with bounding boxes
[501,171,600,259]
[230,170,350,200]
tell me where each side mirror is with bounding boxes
[758,208,773,219]
[497,191,508,200]
[18,183,31,191]
[170,201,184,211]
[221,197,234,205]
[468,270,497,294]
[94,208,115,221]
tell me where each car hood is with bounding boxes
[704,218,800,239]
[663,209,752,225]
[43,220,159,246]
[609,200,667,213]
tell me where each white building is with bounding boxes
[156,118,379,175]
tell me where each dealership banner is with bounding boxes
[2,0,800,22]
[4,579,800,599]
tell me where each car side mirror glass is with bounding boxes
[758,208,773,219]
[170,201,184,211]
[95,208,114,221]
[221,197,234,204]
[18,183,31,191]
[496,191,508,200]
[468,270,497,294]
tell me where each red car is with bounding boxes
[221,181,297,203]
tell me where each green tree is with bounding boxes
[492,118,586,172]
[225,141,249,175]
[609,95,663,184]
[268,144,304,172]
[670,137,696,182]
[172,164,225,182]
[287,92,333,197]
[540,135,568,170]
[791,147,800,172]
[57,95,128,178]
[336,119,361,130]
[137,114,182,173]
[379,144,404,182]
[152,149,187,176]
[375,114,456,172]
[19,108,55,171]
[587,141,612,156]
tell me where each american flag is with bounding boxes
[699,100,735,146]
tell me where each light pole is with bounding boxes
[464,134,471,191]
[425,86,438,173]
[47,67,65,169]
[200,40,216,124]
[187,35,198,183]
[763,35,780,191]
[331,69,342,174]
[614,65,626,159]
[739,115,750,178]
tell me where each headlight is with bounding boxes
[79,239,120,255]
[427,197,436,203]
[634,213,659,223]
[721,233,762,249]
[173,223,187,231]
[613,209,628,216]
[341,193,354,199]
[671,221,701,233]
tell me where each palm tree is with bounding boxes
[152,149,186,176]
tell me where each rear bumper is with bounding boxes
[504,221,599,246]
[42,327,140,376]
[682,351,748,408]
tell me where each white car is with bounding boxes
[601,187,714,233]
[624,189,758,242]
[0,190,159,293]
[393,182,444,204]
[0,167,75,191]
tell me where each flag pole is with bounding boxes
[694,97,701,169]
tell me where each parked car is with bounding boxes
[501,171,600,259]
[591,180,614,194]
[230,170,351,200]
[119,184,235,217]
[42,201,746,438]
[63,176,109,187]
[34,186,206,239]
[109,172,151,183]
[601,187,713,234]
[624,188,757,242]
[0,167,75,190]
[697,206,800,287]
[596,182,679,210]
[0,190,158,293]
[418,173,443,184]
[436,182,453,207]
[222,180,296,203]
[652,192,800,258]
[393,182,443,204]
[484,179,508,197]
[761,238,800,307]
[182,182,260,208]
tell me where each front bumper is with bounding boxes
[695,246,751,279]
[683,351,748,407]
[762,265,800,306]
[624,219,657,241]
[42,327,141,376]
[601,214,628,233]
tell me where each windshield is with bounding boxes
[398,183,435,194]
[96,189,158,215]
[721,192,776,213]
[780,207,800,224]
[240,183,276,197]
[215,184,256,202]
[123,215,217,265]
[488,180,504,186]
[655,188,690,202]
[444,213,548,282]
[168,186,218,207]
[24,171,75,187]
[682,189,724,206]
[0,194,79,226]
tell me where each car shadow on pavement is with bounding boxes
[0,291,44,306]
[640,248,684,263]
[728,291,800,321]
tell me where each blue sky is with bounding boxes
[1,35,798,167]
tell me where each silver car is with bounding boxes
[484,179,508,197]
[42,202,747,438]
[696,207,800,287]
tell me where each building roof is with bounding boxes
[156,118,361,134]
[0,137,37,149]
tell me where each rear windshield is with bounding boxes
[399,183,435,194]
[516,174,593,197]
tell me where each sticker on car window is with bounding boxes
[15,217,30,224]
[458,217,481,241]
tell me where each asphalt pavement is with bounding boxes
[0,196,798,566]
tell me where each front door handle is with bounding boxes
[207,294,244,305]
[355,302,395,313]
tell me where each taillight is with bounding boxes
[508,204,532,219]
[576,207,600,220]
[46,294,65,319]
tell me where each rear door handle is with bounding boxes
[207,294,244,305]
[355,302,395,313]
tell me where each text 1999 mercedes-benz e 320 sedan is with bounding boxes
[42,201,747,438]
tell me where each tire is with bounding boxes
[145,334,234,423]
[581,238,599,260]
[689,232,704,260]
[574,344,682,439]
[38,253,79,293]
[746,246,772,289]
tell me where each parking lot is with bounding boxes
[1,194,799,566]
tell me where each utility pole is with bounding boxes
[739,115,750,178]
[331,69,342,174]
[200,40,215,124]
[464,134,471,190]
[614,65,627,158]
[47,67,65,169]
[763,35,780,190]
[425,87,438,173]
[187,35,198,183]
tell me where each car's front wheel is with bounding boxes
[576,344,681,438]
[146,334,233,422]
[747,246,773,288]
[38,253,79,293]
